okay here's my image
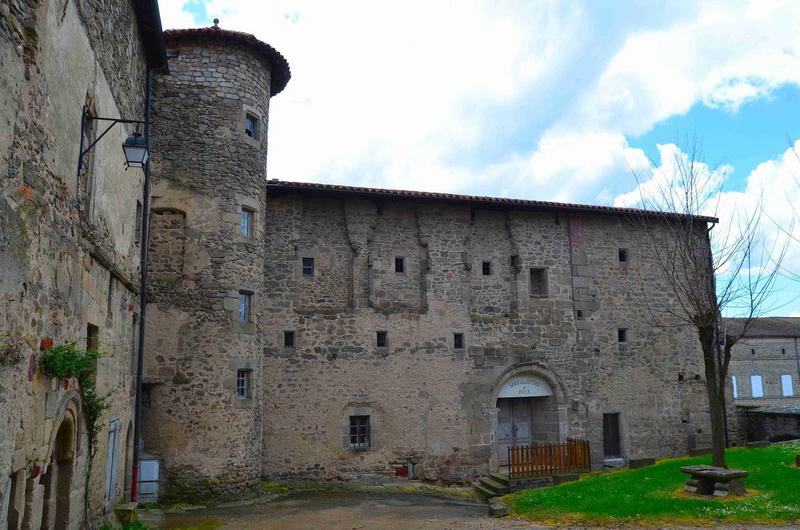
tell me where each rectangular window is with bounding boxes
[750,374,764,398]
[602,413,621,459]
[617,328,627,343]
[238,291,252,322]
[751,348,755,355]
[781,374,794,397]
[349,415,371,449]
[376,331,387,348]
[731,375,738,398]
[453,333,464,350]
[240,207,254,237]
[530,268,547,297]
[482,261,491,276]
[284,330,295,348]
[244,113,259,138]
[236,369,252,399]
[395,257,405,273]
[87,323,99,351]
[302,257,315,277]
[135,200,143,244]
[618,248,629,263]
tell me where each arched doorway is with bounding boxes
[41,408,77,530]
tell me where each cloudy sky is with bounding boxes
[160,0,800,316]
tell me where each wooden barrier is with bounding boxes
[508,438,590,478]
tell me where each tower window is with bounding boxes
[395,257,405,273]
[238,291,253,322]
[376,331,388,348]
[302,257,315,277]
[240,207,254,237]
[453,333,464,350]
[482,261,492,276]
[236,369,252,399]
[617,328,627,343]
[244,113,259,138]
[618,248,629,263]
[284,330,295,348]
[349,415,371,449]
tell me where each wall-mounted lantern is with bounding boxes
[122,132,149,168]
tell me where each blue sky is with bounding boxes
[160,0,800,317]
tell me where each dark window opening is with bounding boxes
[576,310,584,319]
[603,413,621,459]
[107,277,115,320]
[395,257,404,273]
[530,268,547,297]
[618,248,629,263]
[236,369,252,399]
[781,348,786,355]
[678,373,685,381]
[510,255,520,268]
[349,415,370,449]
[482,261,491,276]
[238,291,252,322]
[302,257,315,277]
[751,348,755,355]
[376,331,387,348]
[86,323,99,351]
[244,113,259,138]
[453,333,464,350]
[284,330,295,348]
[617,328,627,343]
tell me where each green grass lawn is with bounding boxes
[504,442,800,526]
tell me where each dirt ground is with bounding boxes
[137,490,800,530]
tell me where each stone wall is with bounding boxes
[142,38,273,502]
[260,193,712,483]
[0,0,151,527]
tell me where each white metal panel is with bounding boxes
[781,374,794,397]
[750,375,764,398]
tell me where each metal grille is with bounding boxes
[349,415,370,449]
[236,369,251,399]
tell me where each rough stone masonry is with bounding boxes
[138,25,718,502]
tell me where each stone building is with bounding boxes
[0,0,164,528]
[725,317,800,441]
[140,18,716,492]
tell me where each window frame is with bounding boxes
[750,374,764,398]
[617,328,628,343]
[302,257,315,277]
[349,415,371,450]
[618,248,629,263]
[395,256,405,273]
[235,369,252,400]
[244,112,259,139]
[481,261,492,276]
[376,330,388,349]
[283,330,295,348]
[240,207,255,238]
[453,332,464,350]
[238,291,253,323]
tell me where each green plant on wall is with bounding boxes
[40,341,109,456]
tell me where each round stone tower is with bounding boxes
[142,23,289,500]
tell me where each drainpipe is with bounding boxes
[132,66,153,502]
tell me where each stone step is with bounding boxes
[489,472,511,487]
[473,482,496,500]
[479,477,510,495]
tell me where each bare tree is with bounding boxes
[627,138,787,468]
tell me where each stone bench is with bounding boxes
[680,465,748,497]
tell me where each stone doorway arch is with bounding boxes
[40,397,80,530]
[488,363,569,472]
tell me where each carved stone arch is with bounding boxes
[44,393,83,463]
[490,361,568,404]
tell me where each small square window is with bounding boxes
[618,248,629,263]
[530,268,548,297]
[240,207,254,237]
[284,330,295,348]
[238,291,252,322]
[482,261,492,276]
[244,113,259,138]
[376,331,388,348]
[349,415,370,449]
[617,328,627,343]
[576,310,584,319]
[236,369,252,399]
[453,333,464,350]
[395,257,405,273]
[302,257,315,277]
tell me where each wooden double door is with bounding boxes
[497,397,534,465]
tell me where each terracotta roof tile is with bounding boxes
[266,180,719,222]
